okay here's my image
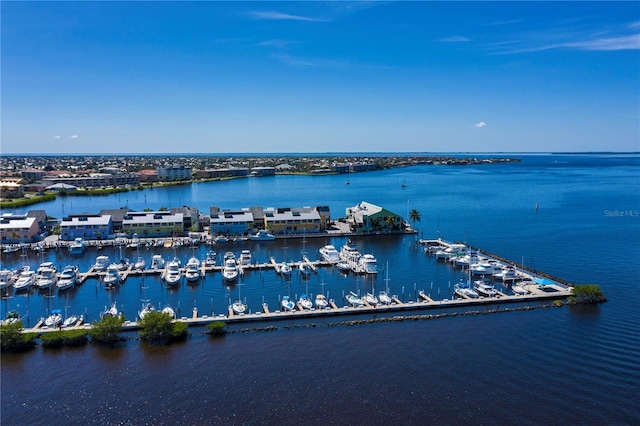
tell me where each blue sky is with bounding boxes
[2,1,639,154]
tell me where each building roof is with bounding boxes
[0,213,36,229]
[60,214,112,226]
[123,211,184,224]
[46,183,78,190]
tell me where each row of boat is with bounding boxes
[318,241,378,275]
[0,263,81,293]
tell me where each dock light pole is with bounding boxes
[414,282,416,300]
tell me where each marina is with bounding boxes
[1,235,573,333]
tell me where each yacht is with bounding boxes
[298,294,313,310]
[68,238,86,255]
[103,264,124,287]
[345,291,364,307]
[511,282,529,295]
[56,265,79,291]
[36,263,58,290]
[222,253,239,282]
[470,262,496,276]
[281,296,295,312]
[318,245,340,263]
[163,258,182,286]
[340,240,363,273]
[14,269,35,291]
[239,249,252,266]
[359,254,378,274]
[250,230,275,241]
[315,294,329,309]
[184,257,201,282]
[494,267,518,282]
[474,281,499,297]
[93,255,110,272]
[150,254,165,270]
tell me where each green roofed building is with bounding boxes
[345,201,406,234]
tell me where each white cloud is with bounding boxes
[70,135,79,139]
[439,36,470,43]
[475,122,487,128]
[53,135,61,139]
[248,11,329,22]
[259,39,296,49]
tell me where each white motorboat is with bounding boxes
[231,300,247,315]
[0,270,14,290]
[363,292,378,306]
[44,309,63,327]
[434,244,467,260]
[204,250,217,267]
[340,240,361,263]
[511,282,530,295]
[281,296,295,311]
[214,235,229,243]
[318,245,340,263]
[345,291,364,307]
[298,294,313,310]
[222,253,239,282]
[161,305,177,319]
[184,257,201,282]
[93,255,110,271]
[250,230,275,241]
[454,282,479,299]
[359,254,378,274]
[494,267,518,281]
[36,264,58,290]
[3,311,22,325]
[239,249,252,266]
[315,294,329,309]
[133,257,146,270]
[62,314,81,328]
[13,269,35,291]
[150,254,165,270]
[103,263,124,287]
[474,281,498,297]
[470,262,496,276]
[56,265,79,291]
[378,291,393,305]
[164,258,182,286]
[68,237,86,255]
[138,302,155,320]
[336,260,350,273]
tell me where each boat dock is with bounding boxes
[26,282,572,334]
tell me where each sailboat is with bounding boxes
[230,282,246,315]
[379,261,393,305]
[315,274,329,309]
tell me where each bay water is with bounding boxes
[1,154,638,424]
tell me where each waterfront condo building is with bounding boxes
[0,213,40,243]
[121,211,184,237]
[156,165,192,181]
[59,214,113,241]
[209,207,254,236]
[263,207,322,235]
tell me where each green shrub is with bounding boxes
[138,311,174,342]
[206,321,227,337]
[170,321,189,342]
[569,284,607,304]
[0,321,37,353]
[89,315,125,345]
[41,329,89,348]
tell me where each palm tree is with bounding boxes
[409,209,421,229]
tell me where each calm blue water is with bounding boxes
[2,154,639,424]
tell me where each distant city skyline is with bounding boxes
[2,1,639,154]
